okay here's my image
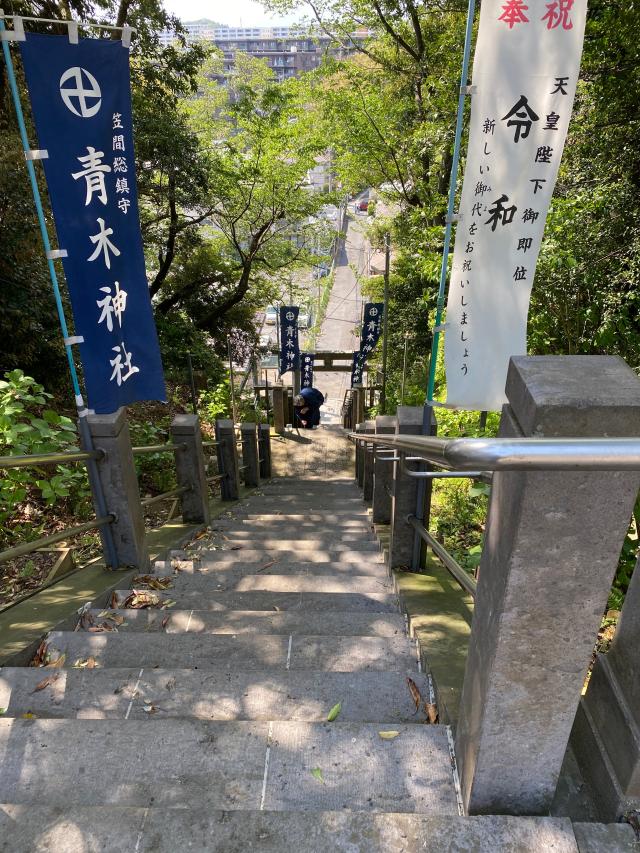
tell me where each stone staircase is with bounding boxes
[0,476,629,850]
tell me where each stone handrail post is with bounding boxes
[215,418,240,501]
[87,408,148,570]
[574,549,640,819]
[372,415,396,523]
[272,385,286,435]
[455,355,640,816]
[170,414,210,526]
[241,422,261,487]
[362,419,376,503]
[354,423,365,485]
[259,423,272,479]
[388,406,424,570]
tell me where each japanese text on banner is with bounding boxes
[19,34,165,414]
[279,306,300,375]
[300,353,315,388]
[444,0,588,411]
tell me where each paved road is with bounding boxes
[315,211,368,424]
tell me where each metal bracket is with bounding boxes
[433,324,448,333]
[24,149,48,161]
[64,336,84,346]
[46,249,68,260]
[445,213,462,224]
[121,25,132,48]
[67,20,78,44]
[461,84,477,96]
[0,15,25,41]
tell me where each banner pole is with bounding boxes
[1,18,119,569]
[425,0,477,405]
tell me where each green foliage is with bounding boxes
[128,420,176,495]
[0,370,91,545]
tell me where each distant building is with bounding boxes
[159,21,368,82]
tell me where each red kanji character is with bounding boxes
[498,0,529,28]
[542,0,574,30]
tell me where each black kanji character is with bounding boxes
[502,95,539,143]
[485,194,517,232]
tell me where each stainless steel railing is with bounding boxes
[351,433,640,471]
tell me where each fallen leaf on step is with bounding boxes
[132,575,174,591]
[161,599,176,609]
[142,701,157,714]
[273,606,281,612]
[229,545,243,550]
[378,730,400,739]
[425,702,439,725]
[406,677,423,715]
[110,592,119,609]
[327,701,342,722]
[260,559,278,571]
[122,591,165,609]
[0,708,5,716]
[32,673,60,693]
[72,657,98,669]
[311,767,325,784]
[30,640,49,667]
[161,615,170,629]
[165,677,176,691]
[47,654,66,669]
[21,712,38,719]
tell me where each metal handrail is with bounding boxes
[409,516,477,598]
[202,440,219,448]
[349,433,640,471]
[0,449,102,469]
[140,485,190,509]
[132,443,186,456]
[0,514,114,564]
[207,474,224,484]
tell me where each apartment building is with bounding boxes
[159,21,367,82]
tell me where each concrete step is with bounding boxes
[198,550,383,566]
[228,514,370,524]
[40,631,419,671]
[0,720,457,814]
[213,519,373,531]
[213,527,373,542]
[158,558,389,578]
[215,539,380,552]
[80,609,406,636]
[0,806,584,853]
[110,589,399,612]
[142,573,393,595]
[0,668,428,723]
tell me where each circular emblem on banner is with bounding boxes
[59,67,102,118]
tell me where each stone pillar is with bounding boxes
[355,423,365,487]
[87,408,148,570]
[240,422,261,487]
[372,415,397,524]
[455,355,640,816]
[215,418,240,501]
[573,551,640,820]
[362,419,376,503]
[389,406,423,570]
[170,414,210,525]
[259,423,272,479]
[272,385,286,435]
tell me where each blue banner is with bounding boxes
[19,34,165,414]
[279,306,299,375]
[350,351,364,388]
[359,302,384,359]
[300,352,314,388]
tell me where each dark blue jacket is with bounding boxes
[295,387,324,426]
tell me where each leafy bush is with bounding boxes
[0,370,92,546]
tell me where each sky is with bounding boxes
[162,0,301,27]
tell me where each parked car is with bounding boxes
[264,305,278,325]
[356,199,369,212]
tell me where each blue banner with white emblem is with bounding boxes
[18,33,165,414]
[300,352,314,388]
[350,351,364,388]
[279,306,299,375]
[359,302,384,360]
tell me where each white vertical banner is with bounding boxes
[444,0,588,411]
